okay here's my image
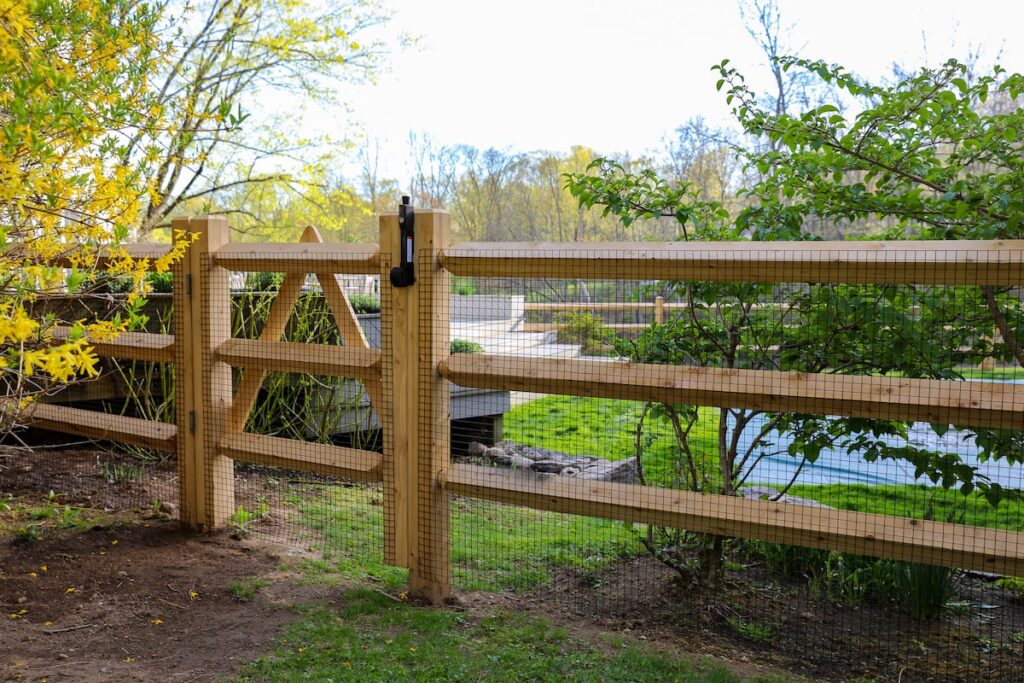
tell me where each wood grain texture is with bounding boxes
[212,241,379,274]
[219,432,382,482]
[51,328,174,363]
[442,240,1024,285]
[26,402,176,452]
[446,464,1024,576]
[440,354,1024,431]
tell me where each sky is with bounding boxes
[302,0,1024,184]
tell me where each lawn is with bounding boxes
[503,395,1022,530]
[504,395,719,486]
[789,483,1024,532]
[297,485,641,592]
[236,587,781,683]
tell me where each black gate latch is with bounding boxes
[390,196,416,288]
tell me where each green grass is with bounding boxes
[451,497,639,591]
[505,395,718,486]
[954,365,1024,380]
[1,493,110,542]
[235,587,779,683]
[297,486,642,592]
[789,483,1024,532]
[505,396,1023,532]
[229,577,271,601]
[294,486,408,590]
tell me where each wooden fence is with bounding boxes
[24,212,1024,603]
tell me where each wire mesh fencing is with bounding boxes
[7,229,1024,681]
[440,243,1024,681]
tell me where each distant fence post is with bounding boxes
[380,208,452,603]
[654,296,665,325]
[173,215,234,530]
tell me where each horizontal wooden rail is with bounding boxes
[523,302,786,311]
[440,354,1024,430]
[219,432,382,482]
[52,328,175,363]
[28,243,174,271]
[442,240,1024,285]
[213,242,379,274]
[215,338,381,378]
[526,302,661,311]
[445,464,1024,575]
[522,322,649,333]
[25,403,177,452]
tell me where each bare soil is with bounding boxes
[0,446,327,683]
[0,520,331,682]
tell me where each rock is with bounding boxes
[560,467,581,478]
[117,571,128,578]
[466,442,488,457]
[740,486,832,509]
[577,458,637,483]
[507,455,534,470]
[158,501,177,516]
[16,595,27,604]
[568,456,599,466]
[518,448,550,462]
[483,447,512,465]
[530,459,568,474]
[141,509,157,520]
[56,653,68,661]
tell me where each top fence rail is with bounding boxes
[31,238,1024,285]
[440,240,1024,285]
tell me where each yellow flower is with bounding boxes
[150,618,163,625]
[65,587,75,594]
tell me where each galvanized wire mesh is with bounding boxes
[6,237,1024,681]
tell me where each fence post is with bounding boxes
[654,295,665,325]
[173,215,234,530]
[380,208,451,603]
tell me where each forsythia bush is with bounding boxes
[0,0,192,430]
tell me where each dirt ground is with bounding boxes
[2,446,1023,682]
[0,520,330,682]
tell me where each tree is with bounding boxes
[565,58,1024,586]
[0,0,192,436]
[127,0,395,236]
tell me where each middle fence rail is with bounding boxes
[25,212,1024,602]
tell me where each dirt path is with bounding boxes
[0,521,326,682]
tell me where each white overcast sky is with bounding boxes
[301,0,1024,183]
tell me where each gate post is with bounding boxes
[380,207,451,603]
[173,215,234,530]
